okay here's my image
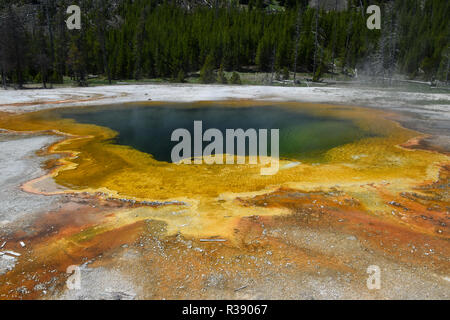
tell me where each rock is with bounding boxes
[16,286,29,295]
[0,254,17,275]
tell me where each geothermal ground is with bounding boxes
[0,84,449,300]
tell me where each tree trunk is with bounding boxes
[293,7,301,83]
[101,35,111,85]
[14,42,23,89]
[1,66,6,89]
[44,0,55,88]
[313,1,320,78]
[331,0,338,76]
[446,53,449,85]
[270,47,276,84]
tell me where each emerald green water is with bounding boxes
[56,103,377,162]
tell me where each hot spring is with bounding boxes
[55,103,378,162]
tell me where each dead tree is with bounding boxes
[330,0,338,76]
[382,2,398,84]
[443,45,450,84]
[312,0,320,78]
[293,6,302,83]
[270,47,276,84]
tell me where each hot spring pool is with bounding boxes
[55,103,378,162]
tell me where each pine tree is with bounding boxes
[1,0,448,88]
[0,5,28,88]
[176,69,186,83]
[200,54,216,83]
[230,71,241,84]
[217,64,228,84]
[293,6,302,83]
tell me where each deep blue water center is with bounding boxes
[57,103,375,162]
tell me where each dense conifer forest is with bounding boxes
[0,0,448,88]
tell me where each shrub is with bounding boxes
[230,72,241,84]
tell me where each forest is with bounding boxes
[0,0,448,88]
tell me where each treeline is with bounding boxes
[0,0,448,88]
